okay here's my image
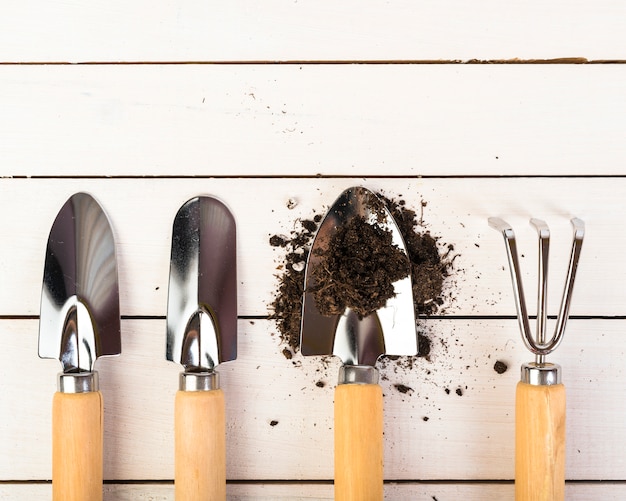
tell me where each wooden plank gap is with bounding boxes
[1,58,626,66]
[9,174,626,181]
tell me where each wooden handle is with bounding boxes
[515,381,566,501]
[334,383,383,501]
[175,389,226,501]
[52,391,103,501]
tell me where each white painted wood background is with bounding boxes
[1,2,626,500]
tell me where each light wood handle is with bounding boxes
[52,391,103,501]
[175,389,226,501]
[334,383,383,501]
[515,381,566,501]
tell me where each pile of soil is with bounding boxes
[310,215,410,318]
[269,191,456,358]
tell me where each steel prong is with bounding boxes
[530,218,550,364]
[489,217,585,360]
[488,217,533,352]
[549,218,585,355]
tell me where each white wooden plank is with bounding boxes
[0,1,625,62]
[0,177,622,317]
[1,65,626,177]
[2,318,626,481]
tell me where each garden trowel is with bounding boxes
[300,186,417,501]
[166,196,237,501]
[39,192,121,501]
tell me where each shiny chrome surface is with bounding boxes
[521,362,562,386]
[179,371,219,392]
[39,193,121,375]
[333,309,385,367]
[338,365,379,385]
[166,197,237,374]
[301,186,418,367]
[58,372,99,393]
[488,217,584,360]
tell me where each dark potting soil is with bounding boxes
[269,193,456,359]
[310,215,410,318]
[493,360,508,374]
[393,383,414,394]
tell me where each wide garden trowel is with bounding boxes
[300,186,417,501]
[39,192,121,501]
[166,196,237,501]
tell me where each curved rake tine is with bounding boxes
[488,217,533,352]
[550,218,585,355]
[530,218,550,363]
[489,217,585,358]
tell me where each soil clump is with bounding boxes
[310,215,410,318]
[494,360,508,374]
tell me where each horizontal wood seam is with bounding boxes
[3,479,626,485]
[1,58,626,65]
[4,174,626,180]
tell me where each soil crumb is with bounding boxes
[494,360,508,374]
[315,380,326,388]
[269,234,288,247]
[269,192,457,358]
[418,333,432,360]
[269,420,279,427]
[394,383,414,394]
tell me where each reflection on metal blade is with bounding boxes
[166,196,237,371]
[39,193,120,372]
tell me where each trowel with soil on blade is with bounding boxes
[166,196,237,501]
[39,193,121,501]
[300,186,418,501]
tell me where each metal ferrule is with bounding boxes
[179,371,219,392]
[338,365,379,385]
[520,362,562,386]
[58,371,99,393]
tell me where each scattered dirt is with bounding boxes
[494,360,508,374]
[269,191,457,359]
[269,420,279,427]
[268,217,320,354]
[380,195,456,316]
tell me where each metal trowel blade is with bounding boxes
[39,192,121,372]
[166,196,237,371]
